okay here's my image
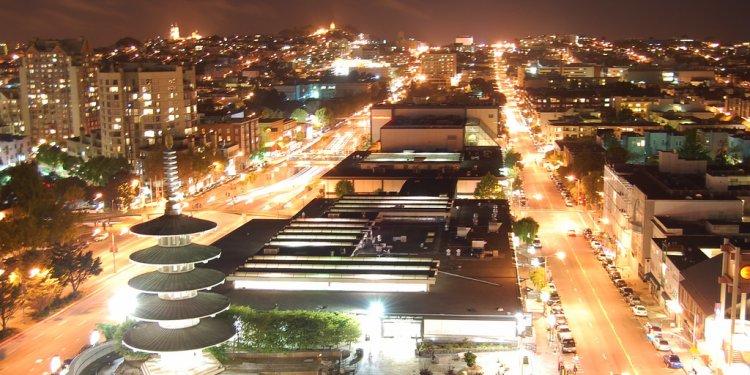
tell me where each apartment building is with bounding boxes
[19,38,99,141]
[97,63,197,162]
[0,88,23,135]
[602,151,745,280]
[420,52,457,88]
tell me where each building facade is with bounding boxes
[19,38,98,141]
[98,64,197,161]
[0,88,23,135]
[197,115,260,157]
[0,134,29,170]
[420,52,457,88]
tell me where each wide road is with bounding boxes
[0,107,372,375]
[0,211,248,374]
[496,64,680,374]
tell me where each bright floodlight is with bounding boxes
[50,355,61,373]
[90,330,101,346]
[556,251,566,260]
[530,258,540,267]
[534,193,542,201]
[540,291,550,302]
[368,301,385,317]
[109,287,138,322]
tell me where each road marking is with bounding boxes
[602,354,607,360]
[566,233,639,374]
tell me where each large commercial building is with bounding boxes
[97,64,198,161]
[224,196,523,344]
[19,38,99,141]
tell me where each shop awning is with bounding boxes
[644,272,661,290]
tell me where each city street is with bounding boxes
[0,109,371,375]
[0,211,248,375]
[499,73,684,374]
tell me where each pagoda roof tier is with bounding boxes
[123,318,236,353]
[132,292,230,322]
[130,244,221,266]
[130,214,217,237]
[128,268,225,293]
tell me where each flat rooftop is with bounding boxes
[323,147,503,181]
[383,115,466,129]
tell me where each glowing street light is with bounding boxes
[50,355,61,373]
[556,251,566,261]
[368,301,385,317]
[90,330,101,346]
[29,268,40,278]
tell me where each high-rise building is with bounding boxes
[169,23,181,41]
[420,52,457,88]
[97,63,197,162]
[0,87,23,135]
[0,43,8,56]
[19,38,98,141]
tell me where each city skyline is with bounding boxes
[5,0,750,46]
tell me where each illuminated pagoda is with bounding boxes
[123,135,235,375]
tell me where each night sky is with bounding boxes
[5,0,750,47]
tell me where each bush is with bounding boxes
[463,351,477,367]
[224,305,361,352]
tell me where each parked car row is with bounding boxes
[644,322,683,368]
[595,243,683,369]
[546,284,577,354]
[549,174,574,206]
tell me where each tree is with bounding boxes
[0,273,22,333]
[512,175,523,191]
[314,107,333,128]
[223,306,361,352]
[290,108,309,123]
[335,180,354,198]
[513,217,540,244]
[473,173,504,199]
[529,267,548,290]
[51,246,103,294]
[679,129,710,161]
[54,177,87,206]
[260,107,284,119]
[603,136,630,164]
[463,351,477,368]
[504,149,522,169]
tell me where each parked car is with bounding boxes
[609,271,622,281]
[565,199,574,207]
[653,338,671,351]
[583,228,593,238]
[532,237,542,249]
[628,295,642,307]
[632,305,648,317]
[93,232,110,242]
[619,287,634,298]
[554,314,567,327]
[590,240,602,250]
[561,338,577,353]
[663,354,682,369]
[556,325,573,340]
[613,279,627,288]
[645,322,663,339]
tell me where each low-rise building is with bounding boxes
[602,151,746,281]
[0,134,28,170]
